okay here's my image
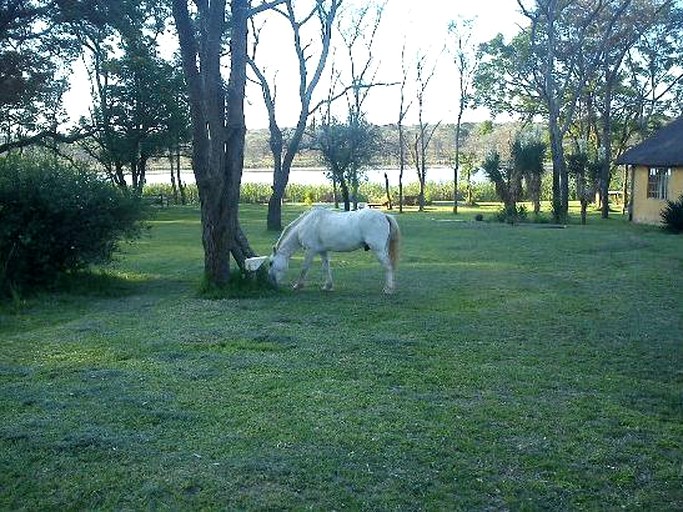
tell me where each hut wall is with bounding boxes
[632,166,683,224]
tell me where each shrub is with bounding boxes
[240,182,272,204]
[284,183,333,204]
[0,155,147,295]
[661,194,683,233]
[494,204,528,225]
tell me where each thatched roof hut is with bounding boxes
[616,117,683,167]
[616,117,683,225]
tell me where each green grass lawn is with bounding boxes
[1,204,681,510]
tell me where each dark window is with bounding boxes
[647,168,670,200]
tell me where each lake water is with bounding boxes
[145,166,458,186]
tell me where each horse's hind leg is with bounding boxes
[293,250,316,290]
[320,251,334,291]
[374,249,395,294]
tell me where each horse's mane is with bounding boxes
[274,208,317,251]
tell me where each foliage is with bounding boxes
[80,45,188,190]
[512,132,546,214]
[313,115,381,210]
[141,180,500,207]
[494,203,528,225]
[481,150,523,210]
[474,32,538,117]
[475,1,682,221]
[0,155,147,295]
[660,194,683,233]
[0,0,77,153]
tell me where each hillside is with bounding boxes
[243,122,519,169]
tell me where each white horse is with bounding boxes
[269,207,401,294]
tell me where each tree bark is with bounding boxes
[172,0,254,287]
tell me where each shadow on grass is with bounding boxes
[0,269,195,320]
[54,270,150,297]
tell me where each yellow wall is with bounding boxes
[631,166,683,224]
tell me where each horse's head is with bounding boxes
[268,245,289,286]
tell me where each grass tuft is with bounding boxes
[198,267,278,299]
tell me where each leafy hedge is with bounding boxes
[144,179,501,206]
[0,155,147,295]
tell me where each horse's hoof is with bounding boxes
[382,287,395,295]
[321,284,334,291]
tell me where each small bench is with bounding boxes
[142,193,169,208]
[367,201,389,209]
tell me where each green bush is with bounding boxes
[284,183,335,204]
[241,182,272,204]
[494,204,528,224]
[0,155,147,294]
[142,176,497,207]
[661,194,683,233]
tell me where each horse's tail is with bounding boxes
[385,214,401,269]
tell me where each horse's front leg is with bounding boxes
[320,252,334,291]
[293,250,316,290]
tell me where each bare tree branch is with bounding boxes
[249,0,287,17]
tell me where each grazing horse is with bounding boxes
[269,207,401,294]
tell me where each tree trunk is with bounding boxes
[600,89,614,219]
[332,177,339,209]
[398,123,405,213]
[452,166,458,214]
[223,0,255,270]
[543,3,568,224]
[340,179,351,211]
[172,0,254,287]
[384,172,392,209]
[453,108,462,214]
[176,147,186,205]
[548,123,567,223]
[169,147,179,204]
[267,135,285,231]
[621,165,628,216]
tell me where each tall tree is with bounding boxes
[511,132,546,215]
[587,0,676,218]
[334,0,387,210]
[314,113,379,211]
[87,46,186,191]
[411,51,440,212]
[478,0,635,222]
[248,0,340,231]
[395,41,412,213]
[172,0,263,287]
[0,0,82,153]
[448,16,477,215]
[482,149,523,217]
[59,0,187,190]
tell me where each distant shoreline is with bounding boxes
[144,165,461,186]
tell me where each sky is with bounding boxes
[63,0,528,130]
[242,0,528,129]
